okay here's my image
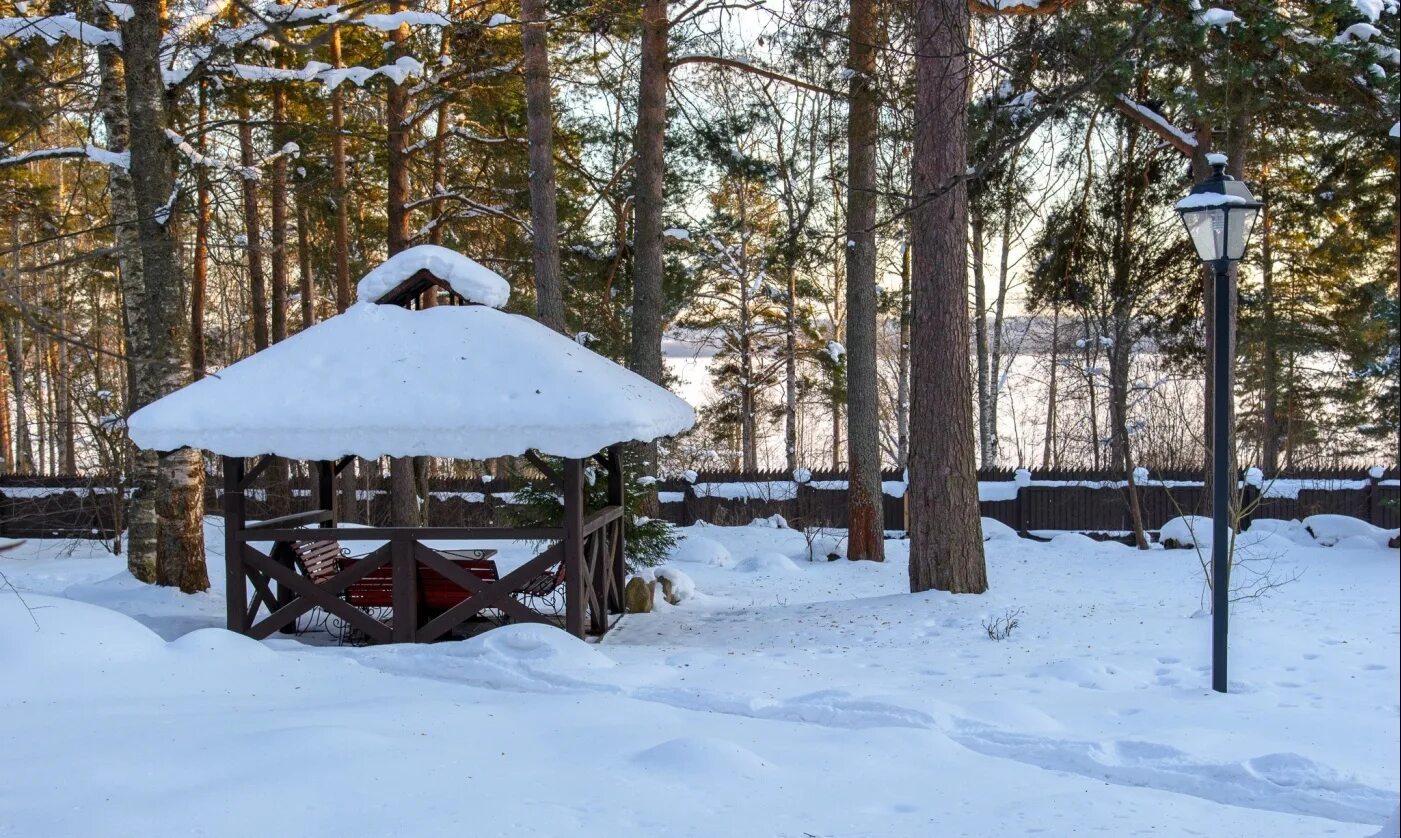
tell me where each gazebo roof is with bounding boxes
[127,256,695,461]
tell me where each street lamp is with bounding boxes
[1176,152,1262,695]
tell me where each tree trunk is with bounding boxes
[124,0,208,593]
[3,228,35,475]
[92,24,157,576]
[896,238,911,468]
[385,9,423,527]
[270,86,289,345]
[972,213,991,464]
[908,0,985,594]
[330,27,351,312]
[295,188,315,329]
[1107,334,1148,549]
[1260,202,1278,475]
[843,0,884,561]
[631,0,667,387]
[1042,305,1059,470]
[629,0,669,506]
[191,81,209,379]
[784,265,799,471]
[521,0,565,331]
[237,105,268,352]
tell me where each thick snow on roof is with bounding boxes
[127,303,695,460]
[356,245,510,308]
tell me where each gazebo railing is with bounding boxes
[223,450,628,644]
[230,513,624,642]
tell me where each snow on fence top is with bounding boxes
[127,299,695,461]
[355,245,510,308]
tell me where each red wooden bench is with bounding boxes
[289,540,564,610]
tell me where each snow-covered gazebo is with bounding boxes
[128,245,694,643]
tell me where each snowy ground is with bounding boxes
[2,518,1397,837]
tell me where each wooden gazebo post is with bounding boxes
[223,455,247,635]
[563,458,585,637]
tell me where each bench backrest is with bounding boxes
[292,540,344,586]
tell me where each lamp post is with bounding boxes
[1175,152,1262,694]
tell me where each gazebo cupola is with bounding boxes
[128,246,695,642]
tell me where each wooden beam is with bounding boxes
[223,456,248,635]
[417,544,564,641]
[523,449,561,488]
[238,455,274,490]
[244,510,334,530]
[236,526,566,542]
[607,444,626,614]
[391,537,416,642]
[563,458,586,638]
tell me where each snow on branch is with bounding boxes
[0,14,119,46]
[968,0,1074,16]
[358,10,451,30]
[0,144,129,170]
[164,129,259,180]
[1113,94,1197,157]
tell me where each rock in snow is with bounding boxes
[1159,515,1226,548]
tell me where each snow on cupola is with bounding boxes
[355,244,511,308]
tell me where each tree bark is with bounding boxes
[270,85,289,345]
[330,26,351,312]
[630,0,667,387]
[1042,305,1059,470]
[3,225,35,475]
[844,0,885,561]
[784,264,799,471]
[91,20,157,577]
[972,213,991,463]
[908,0,986,593]
[628,0,669,505]
[295,187,315,329]
[896,238,911,468]
[191,80,209,380]
[124,0,208,593]
[385,9,422,527]
[237,104,268,352]
[521,0,566,332]
[1260,201,1278,474]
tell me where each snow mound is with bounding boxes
[168,627,276,659]
[1049,532,1100,550]
[1304,515,1394,548]
[450,623,616,671]
[1371,806,1400,838]
[749,514,789,529]
[733,552,800,574]
[981,517,1019,541]
[1160,515,1226,548]
[670,535,733,567]
[1245,518,1316,546]
[632,736,771,777]
[0,594,162,668]
[355,244,509,308]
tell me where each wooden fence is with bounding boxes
[3,467,1397,541]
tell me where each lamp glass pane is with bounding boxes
[1225,205,1259,261]
[1181,207,1225,262]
